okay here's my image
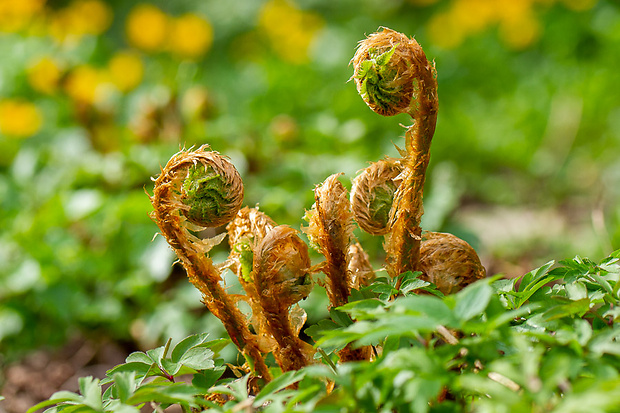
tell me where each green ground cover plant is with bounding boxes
[24,26,620,413]
[26,255,620,412]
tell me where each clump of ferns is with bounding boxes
[149,27,485,385]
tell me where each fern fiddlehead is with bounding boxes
[352,27,438,277]
[304,174,372,362]
[350,158,403,236]
[252,225,315,371]
[149,146,271,381]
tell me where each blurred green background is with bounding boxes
[1,0,619,377]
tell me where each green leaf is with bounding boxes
[484,304,540,332]
[519,261,555,292]
[170,333,210,363]
[254,370,306,405]
[454,280,493,322]
[77,377,102,411]
[391,295,458,327]
[330,307,353,327]
[338,298,384,319]
[177,346,215,371]
[200,338,231,356]
[542,298,590,321]
[192,366,226,392]
[305,318,339,343]
[106,362,152,379]
[146,344,166,367]
[26,393,83,413]
[209,375,250,401]
[112,372,136,403]
[102,400,140,413]
[125,351,152,365]
[125,382,198,406]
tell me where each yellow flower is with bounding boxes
[69,0,113,35]
[64,65,105,105]
[408,0,440,5]
[499,10,541,50]
[126,4,169,52]
[0,0,45,32]
[48,0,112,42]
[427,11,466,49]
[561,0,598,11]
[0,99,43,138]
[428,0,544,49]
[258,0,324,64]
[27,57,62,95]
[108,51,144,92]
[450,0,501,33]
[168,13,213,59]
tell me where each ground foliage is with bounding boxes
[2,0,620,409]
[28,251,620,412]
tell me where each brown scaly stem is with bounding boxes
[149,146,271,381]
[352,27,438,277]
[227,207,277,352]
[304,174,371,362]
[304,174,355,308]
[252,225,314,372]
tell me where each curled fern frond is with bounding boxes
[254,225,313,309]
[179,151,244,228]
[149,146,271,381]
[419,232,486,295]
[350,158,403,236]
[227,206,277,283]
[304,173,356,307]
[253,225,314,371]
[351,27,436,117]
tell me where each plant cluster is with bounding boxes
[28,254,620,412]
[20,26,620,413]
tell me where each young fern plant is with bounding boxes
[351,27,439,278]
[351,27,485,292]
[150,149,316,380]
[149,147,272,381]
[147,27,485,385]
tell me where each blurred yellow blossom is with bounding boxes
[69,0,113,35]
[561,0,597,11]
[427,11,466,49]
[27,57,62,95]
[48,0,112,42]
[258,0,324,64]
[126,4,169,52]
[408,0,440,5]
[499,9,541,50]
[64,65,107,105]
[427,0,597,50]
[0,99,43,138]
[168,13,213,59]
[0,0,45,32]
[108,51,144,92]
